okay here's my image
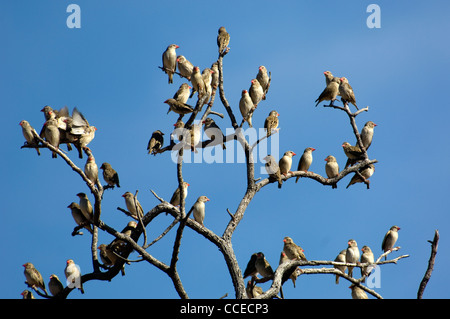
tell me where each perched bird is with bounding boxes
[345,239,360,278]
[189,123,202,153]
[323,71,340,87]
[99,162,121,189]
[246,281,263,299]
[203,117,226,149]
[346,164,375,189]
[164,98,194,116]
[84,154,99,187]
[339,77,358,110]
[109,221,138,255]
[243,253,258,279]
[255,252,274,280]
[295,147,315,183]
[173,82,192,106]
[350,284,368,299]
[21,290,35,299]
[283,236,307,261]
[176,55,194,80]
[279,251,299,288]
[256,66,271,100]
[48,274,64,297]
[360,121,377,151]
[315,80,339,107]
[76,192,93,223]
[65,108,97,159]
[381,226,400,259]
[190,66,206,99]
[202,67,214,105]
[20,120,40,155]
[217,26,230,54]
[342,142,364,168]
[98,244,118,267]
[172,120,186,143]
[249,79,264,107]
[162,44,179,84]
[325,155,339,189]
[68,202,93,235]
[263,155,283,189]
[169,182,190,207]
[239,89,254,127]
[279,151,296,176]
[41,117,60,158]
[191,195,210,226]
[122,192,144,220]
[211,62,219,89]
[147,130,165,155]
[23,262,47,295]
[360,245,375,281]
[264,110,279,137]
[64,259,84,294]
[334,249,347,284]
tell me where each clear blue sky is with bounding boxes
[2,0,450,299]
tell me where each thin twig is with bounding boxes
[418,230,439,299]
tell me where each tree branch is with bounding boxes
[418,229,439,299]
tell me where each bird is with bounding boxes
[65,107,97,159]
[122,192,144,220]
[381,226,400,259]
[279,251,299,288]
[48,274,64,297]
[346,164,375,189]
[246,281,263,299]
[76,192,93,223]
[243,253,258,279]
[360,245,375,281]
[255,252,274,280]
[350,284,368,299]
[256,66,271,100]
[360,121,377,151]
[211,62,219,89]
[162,44,179,84]
[217,26,230,54]
[164,98,194,116]
[334,249,347,284]
[325,155,339,189]
[64,259,84,294]
[191,195,210,226]
[98,244,118,268]
[189,123,202,153]
[147,130,165,155]
[203,117,226,149]
[99,162,121,189]
[323,71,340,87]
[176,55,194,80]
[202,67,214,104]
[249,79,264,107]
[283,236,307,261]
[345,239,360,278]
[68,202,93,235]
[295,147,315,183]
[109,221,138,255]
[41,117,60,158]
[40,106,73,152]
[339,77,358,110]
[263,155,283,189]
[190,66,206,99]
[169,182,190,207]
[172,120,186,143]
[21,290,35,299]
[264,110,279,137]
[315,80,339,107]
[19,120,41,155]
[84,154,99,187]
[342,142,364,168]
[279,151,296,176]
[239,89,254,127]
[23,262,47,295]
[173,83,192,105]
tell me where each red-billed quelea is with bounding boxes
[23,262,47,295]
[256,66,271,100]
[346,164,375,189]
[279,151,296,176]
[76,192,93,223]
[64,259,84,294]
[109,221,138,254]
[339,77,358,110]
[147,130,165,156]
[255,252,274,280]
[170,182,190,207]
[295,147,315,183]
[345,239,360,278]
[164,98,194,116]
[98,244,118,268]
[173,83,191,105]
[279,251,299,288]
[239,89,254,128]
[217,26,230,54]
[211,62,219,89]
[323,71,340,87]
[41,116,60,158]
[350,284,368,299]
[48,274,64,297]
[122,192,144,220]
[203,117,226,149]
[20,120,40,155]
[84,154,99,187]
[283,236,307,261]
[190,123,202,153]
[66,108,97,159]
[325,155,339,189]
[249,79,264,107]
[190,66,206,99]
[100,162,120,189]
[192,195,210,226]
[264,110,279,138]
[263,155,283,189]
[243,253,258,279]
[360,245,375,280]
[334,249,347,284]
[342,142,364,168]
[246,281,263,299]
[176,55,194,80]
[381,226,400,259]
[315,80,339,107]
[21,290,35,299]
[360,121,377,151]
[68,202,93,235]
[202,67,214,104]
[162,44,179,84]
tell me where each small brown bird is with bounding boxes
[64,259,84,294]
[239,89,254,127]
[283,236,307,261]
[109,221,138,254]
[339,77,358,110]
[41,117,60,158]
[173,83,192,105]
[263,155,283,189]
[342,142,364,167]
[217,26,230,54]
[84,155,99,187]
[65,107,97,159]
[323,71,340,87]
[279,251,299,288]
[190,66,206,99]
[162,44,179,84]
[334,249,347,284]
[211,62,219,89]
[381,226,400,259]
[122,192,144,220]
[20,120,40,155]
[188,123,202,153]
[98,244,118,267]
[255,252,274,280]
[169,182,190,207]
[243,253,258,279]
[360,246,375,280]
[203,118,226,149]
[256,66,271,100]
[164,98,194,116]
[192,195,210,226]
[246,281,263,299]
[346,239,360,278]
[325,155,339,189]
[249,79,264,107]
[147,130,165,155]
[76,192,93,223]
[346,164,375,189]
[279,151,296,176]
[202,67,214,101]
[23,262,47,295]
[360,121,377,151]
[295,147,315,183]
[68,202,93,234]
[264,110,279,137]
[48,274,64,297]
[99,162,120,189]
[176,55,194,80]
[21,290,35,299]
[315,80,339,107]
[350,284,369,299]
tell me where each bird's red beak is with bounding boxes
[311,148,316,151]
